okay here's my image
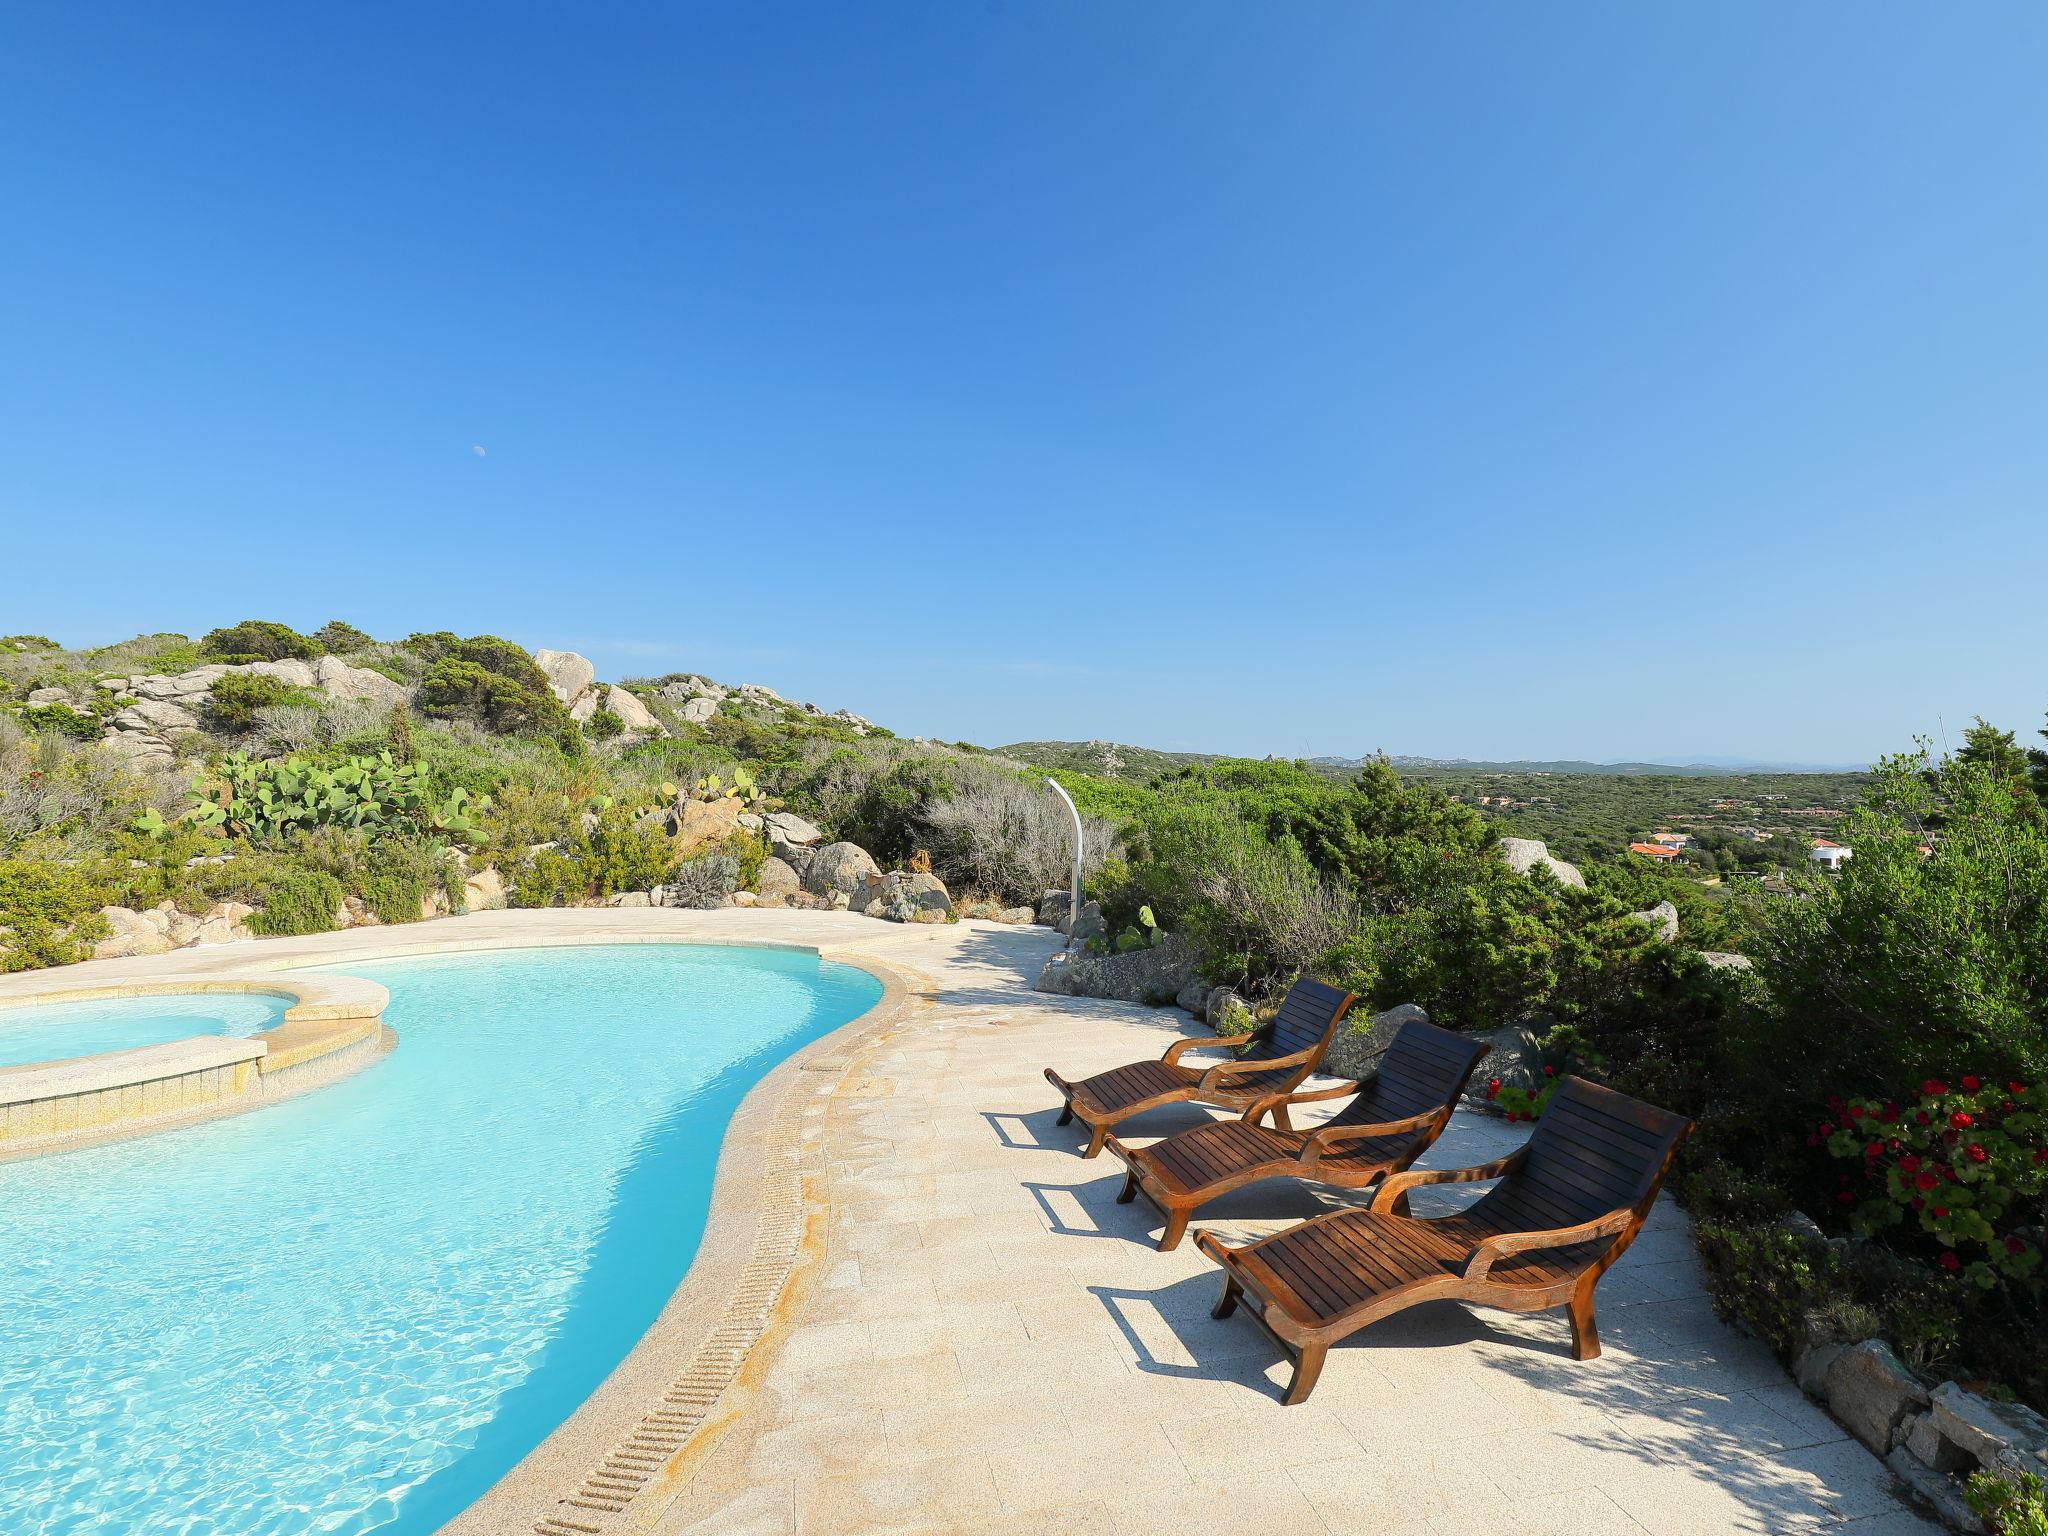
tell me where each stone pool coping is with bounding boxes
[0,908,960,1534]
[0,972,393,1159]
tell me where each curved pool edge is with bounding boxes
[0,974,393,1162]
[438,941,922,1536]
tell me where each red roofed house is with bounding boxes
[1629,842,1682,861]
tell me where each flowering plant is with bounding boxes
[1482,1025,1605,1123]
[1821,1076,2046,1289]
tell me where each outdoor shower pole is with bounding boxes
[1045,777,1083,942]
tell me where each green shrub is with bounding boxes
[1694,1220,1846,1359]
[585,709,624,741]
[585,807,677,896]
[312,620,373,652]
[1750,751,2048,1101]
[0,859,111,970]
[1967,1468,2048,1536]
[203,672,314,733]
[247,869,344,936]
[18,703,100,741]
[200,620,320,662]
[413,635,579,751]
[510,847,591,908]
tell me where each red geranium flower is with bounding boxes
[1967,1145,1988,1164]
[1910,1197,1926,1212]
[1916,1112,1931,1126]
[1933,1206,1949,1218]
[1846,1104,1864,1121]
[2007,1237,2027,1256]
[1818,1122,1835,1137]
[1950,1112,1974,1130]
[1915,1171,1940,1191]
[1961,1076,1981,1092]
[1880,1103,1901,1123]
[1939,1253,1961,1273]
[1899,1154,1921,1173]
[1924,1080,1949,1096]
[2009,1082,2026,1096]
[1836,1191,1856,1205]
[1486,1078,1501,1097]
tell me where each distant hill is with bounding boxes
[1002,741,1861,781]
[995,740,1216,780]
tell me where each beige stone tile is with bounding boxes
[791,1450,1000,1535]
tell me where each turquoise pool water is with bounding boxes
[0,943,881,1536]
[0,992,288,1069]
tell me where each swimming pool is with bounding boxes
[0,991,289,1069]
[0,943,881,1536]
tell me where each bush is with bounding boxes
[1751,751,2048,1102]
[414,636,579,751]
[247,868,344,936]
[585,709,624,741]
[1694,1220,1847,1359]
[204,672,313,734]
[312,620,373,653]
[0,859,110,970]
[924,773,1116,904]
[667,852,738,908]
[584,807,677,896]
[1820,1077,2043,1290]
[200,620,320,663]
[508,847,585,908]
[18,704,100,741]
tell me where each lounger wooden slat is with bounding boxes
[1102,1019,1491,1249]
[1194,1076,1692,1403]
[1043,979,1357,1159]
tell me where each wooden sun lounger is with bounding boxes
[1104,1020,1490,1250]
[1043,979,1357,1159]
[1194,1076,1692,1403]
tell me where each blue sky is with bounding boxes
[4,5,2044,765]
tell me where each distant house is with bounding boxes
[1650,832,1692,849]
[1629,842,1683,861]
[1810,839,1853,872]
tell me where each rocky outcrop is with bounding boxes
[1823,1339,1929,1456]
[762,811,823,861]
[1324,1002,1435,1081]
[532,649,595,706]
[461,866,506,911]
[1206,988,1251,1030]
[674,796,745,854]
[604,686,659,734]
[755,857,802,900]
[848,870,952,923]
[1629,900,1680,943]
[1498,837,1586,888]
[1035,933,1197,1005]
[312,656,409,705]
[91,901,258,959]
[1038,890,1074,930]
[804,842,880,899]
[89,657,412,760]
[1700,951,1755,972]
[1470,1022,1542,1103]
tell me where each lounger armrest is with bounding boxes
[1370,1149,1528,1211]
[1241,1079,1364,1123]
[1301,1108,1443,1158]
[1462,1208,1634,1282]
[1195,1047,1313,1090]
[1162,1033,1255,1065]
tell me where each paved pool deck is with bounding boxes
[637,915,1938,1536]
[0,908,1941,1536]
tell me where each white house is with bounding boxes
[1810,840,1853,872]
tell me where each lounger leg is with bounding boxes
[1211,1272,1242,1320]
[1567,1281,1602,1361]
[1157,1208,1191,1252]
[1270,1104,1293,1133]
[1115,1167,1139,1203]
[1283,1341,1328,1406]
[1056,1104,1074,1126]
[1082,1123,1111,1159]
